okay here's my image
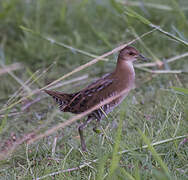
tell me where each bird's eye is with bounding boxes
[129,52,135,56]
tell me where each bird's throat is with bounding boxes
[114,59,135,89]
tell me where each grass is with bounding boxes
[0,0,188,179]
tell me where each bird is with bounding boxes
[45,46,147,151]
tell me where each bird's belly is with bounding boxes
[108,95,126,112]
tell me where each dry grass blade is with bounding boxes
[36,159,98,180]
[135,52,188,68]
[0,50,31,93]
[118,0,188,11]
[21,97,42,111]
[0,63,31,93]
[0,63,23,76]
[118,134,188,154]
[3,61,56,110]
[51,136,57,158]
[6,70,40,106]
[166,52,188,63]
[0,111,23,118]
[47,74,88,90]
[136,67,184,74]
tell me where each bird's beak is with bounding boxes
[139,54,148,61]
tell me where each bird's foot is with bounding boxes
[93,127,101,134]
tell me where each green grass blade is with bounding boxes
[119,168,136,180]
[137,129,171,179]
[0,112,7,134]
[88,23,112,48]
[171,87,188,95]
[110,0,124,14]
[96,155,108,180]
[124,8,151,25]
[19,26,108,61]
[124,8,188,46]
[170,0,188,29]
[108,103,126,178]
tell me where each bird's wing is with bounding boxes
[64,74,115,113]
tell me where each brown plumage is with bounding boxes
[45,46,146,151]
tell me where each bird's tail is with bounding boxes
[44,90,71,111]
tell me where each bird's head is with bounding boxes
[118,46,147,62]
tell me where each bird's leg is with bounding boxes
[78,116,93,151]
[93,109,104,134]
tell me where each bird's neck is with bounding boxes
[114,59,135,88]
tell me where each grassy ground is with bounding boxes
[0,0,188,179]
